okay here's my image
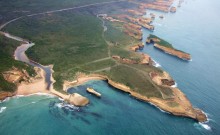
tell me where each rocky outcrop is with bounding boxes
[69,93,89,106]
[150,13,156,19]
[127,9,145,16]
[2,67,41,85]
[125,23,142,30]
[51,89,89,106]
[170,6,177,13]
[159,15,164,19]
[124,23,142,40]
[124,29,142,40]
[140,0,174,12]
[122,16,154,31]
[87,87,101,97]
[154,44,191,60]
[140,53,153,65]
[138,17,152,24]
[108,77,207,122]
[146,37,160,44]
[0,91,15,100]
[2,67,31,83]
[148,71,207,122]
[137,20,154,31]
[149,71,175,86]
[130,43,144,51]
[161,79,175,86]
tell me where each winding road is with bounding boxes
[0,0,127,30]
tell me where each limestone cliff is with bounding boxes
[154,44,191,60]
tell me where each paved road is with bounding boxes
[0,0,127,30]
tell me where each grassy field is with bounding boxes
[0,0,127,24]
[103,64,163,98]
[105,21,142,62]
[2,1,174,99]
[0,35,35,92]
[148,34,174,49]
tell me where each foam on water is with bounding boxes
[55,102,79,111]
[171,82,178,88]
[16,93,55,98]
[152,59,162,67]
[199,122,211,130]
[58,98,64,101]
[149,102,170,114]
[0,97,10,103]
[55,103,63,108]
[0,107,6,113]
[28,92,55,97]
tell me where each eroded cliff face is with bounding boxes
[108,77,207,122]
[154,44,191,60]
[0,67,39,100]
[130,43,144,52]
[65,73,207,122]
[0,91,15,100]
[140,53,153,65]
[3,67,30,84]
[140,0,175,13]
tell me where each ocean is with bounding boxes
[1,0,220,134]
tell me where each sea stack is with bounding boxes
[170,6,177,13]
[87,87,101,97]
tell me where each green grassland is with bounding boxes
[2,1,174,99]
[0,35,35,92]
[148,34,174,49]
[0,0,127,24]
[104,21,142,62]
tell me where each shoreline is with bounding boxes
[0,67,89,106]
[63,73,207,122]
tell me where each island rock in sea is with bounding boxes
[87,87,101,97]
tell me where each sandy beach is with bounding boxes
[16,68,51,95]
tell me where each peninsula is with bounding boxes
[146,34,191,60]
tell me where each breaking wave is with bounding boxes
[171,82,178,88]
[0,107,6,113]
[152,59,162,67]
[199,122,211,130]
[55,102,79,111]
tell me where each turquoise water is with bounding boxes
[1,0,220,134]
[0,81,212,135]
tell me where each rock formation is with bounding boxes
[87,87,101,97]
